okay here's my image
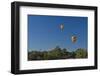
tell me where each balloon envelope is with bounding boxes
[60,24,64,31]
[71,36,77,43]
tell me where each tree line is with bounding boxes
[28,46,87,60]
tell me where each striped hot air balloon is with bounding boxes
[71,36,77,43]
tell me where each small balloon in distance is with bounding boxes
[60,24,64,31]
[71,36,77,43]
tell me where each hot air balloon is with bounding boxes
[60,24,64,31]
[71,36,77,43]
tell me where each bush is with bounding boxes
[28,47,88,60]
[75,48,87,58]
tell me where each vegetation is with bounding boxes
[28,46,88,60]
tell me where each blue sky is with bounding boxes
[28,15,88,52]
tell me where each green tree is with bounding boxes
[28,51,38,60]
[46,46,62,59]
[75,48,87,58]
[43,51,49,60]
